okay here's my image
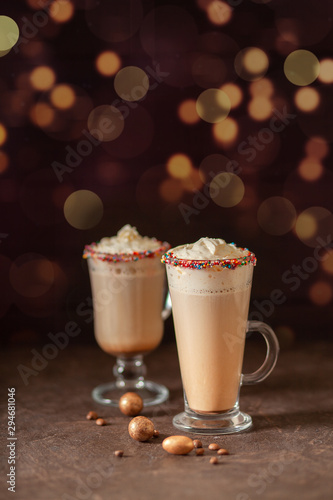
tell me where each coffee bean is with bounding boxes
[195,448,205,456]
[208,443,220,451]
[96,418,106,426]
[153,429,159,438]
[114,450,124,457]
[162,436,194,455]
[86,411,98,420]
[217,448,229,455]
[128,416,154,441]
[193,439,203,448]
[210,457,219,464]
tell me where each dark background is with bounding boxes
[1,0,333,349]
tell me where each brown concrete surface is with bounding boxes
[1,341,332,500]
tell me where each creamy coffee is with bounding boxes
[84,225,169,357]
[163,237,255,413]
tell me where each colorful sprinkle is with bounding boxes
[161,248,256,270]
[83,240,170,263]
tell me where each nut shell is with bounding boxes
[128,416,155,442]
[208,443,220,451]
[162,436,194,455]
[119,392,143,416]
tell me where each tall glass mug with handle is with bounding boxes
[162,237,279,434]
[83,225,171,407]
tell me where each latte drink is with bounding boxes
[84,225,170,357]
[163,238,256,413]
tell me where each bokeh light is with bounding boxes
[235,47,269,81]
[248,97,273,121]
[49,0,75,23]
[213,117,238,147]
[274,325,295,349]
[209,172,244,207]
[63,190,103,229]
[167,154,193,179]
[50,84,76,110]
[10,254,55,298]
[206,1,233,26]
[295,207,332,247]
[305,137,329,160]
[284,50,320,86]
[87,105,124,142]
[257,197,296,235]
[196,88,231,123]
[0,151,9,173]
[0,16,19,56]
[177,99,200,124]
[294,87,320,112]
[249,78,274,98]
[297,158,323,182]
[0,123,7,146]
[181,168,203,191]
[199,153,236,182]
[114,66,149,102]
[30,103,55,128]
[95,51,122,77]
[30,66,56,91]
[159,178,184,202]
[308,281,333,306]
[220,83,243,108]
[321,249,333,275]
[318,58,333,84]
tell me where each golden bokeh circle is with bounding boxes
[167,154,193,179]
[297,158,323,182]
[305,137,329,160]
[284,50,320,86]
[213,117,238,147]
[248,97,273,121]
[0,123,7,146]
[206,1,233,26]
[87,105,124,142]
[209,172,244,207]
[220,83,243,108]
[235,47,269,81]
[50,84,76,110]
[177,99,200,124]
[257,196,296,235]
[318,58,333,84]
[0,16,19,53]
[196,88,231,123]
[95,51,122,77]
[63,190,103,230]
[295,207,331,247]
[159,178,184,202]
[294,87,320,112]
[49,0,75,23]
[30,103,55,128]
[30,66,56,91]
[321,249,333,275]
[114,66,149,102]
[249,78,274,98]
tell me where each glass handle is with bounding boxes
[161,291,172,320]
[242,320,279,385]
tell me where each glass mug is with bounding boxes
[163,250,279,434]
[84,241,171,407]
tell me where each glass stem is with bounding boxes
[113,355,147,389]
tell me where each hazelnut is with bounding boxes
[208,443,220,451]
[114,450,124,457]
[128,416,154,442]
[119,392,143,417]
[217,448,229,455]
[153,430,159,438]
[86,411,98,420]
[195,448,205,456]
[193,439,203,449]
[210,457,219,465]
[96,418,106,426]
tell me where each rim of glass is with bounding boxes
[83,241,171,263]
[161,249,256,270]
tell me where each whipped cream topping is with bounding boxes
[171,238,249,260]
[93,225,163,254]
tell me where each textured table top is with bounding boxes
[1,340,333,500]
